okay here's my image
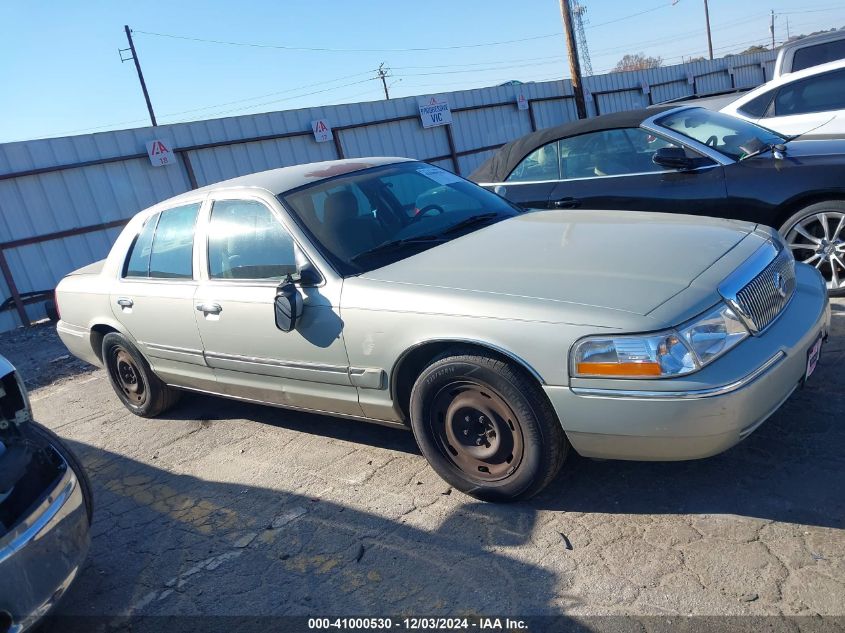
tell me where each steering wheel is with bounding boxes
[411,204,446,222]
[705,135,718,147]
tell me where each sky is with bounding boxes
[2,0,844,143]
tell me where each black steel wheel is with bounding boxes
[102,332,180,417]
[428,380,525,482]
[410,349,567,502]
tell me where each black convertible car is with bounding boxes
[470,106,845,294]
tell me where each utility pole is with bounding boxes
[559,0,587,119]
[770,10,777,49]
[120,25,157,126]
[703,0,714,60]
[377,63,390,100]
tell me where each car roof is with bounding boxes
[469,106,675,183]
[165,157,414,204]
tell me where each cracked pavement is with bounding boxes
[0,300,843,624]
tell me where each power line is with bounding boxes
[133,29,563,53]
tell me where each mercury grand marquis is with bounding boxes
[55,158,831,501]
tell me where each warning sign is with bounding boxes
[145,140,173,167]
[418,96,452,129]
[516,93,529,110]
[311,119,333,143]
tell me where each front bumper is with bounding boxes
[0,451,91,632]
[545,264,831,461]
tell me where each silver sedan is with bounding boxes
[55,158,830,501]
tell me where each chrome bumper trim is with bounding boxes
[570,351,786,400]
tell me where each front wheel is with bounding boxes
[102,332,180,417]
[409,350,567,502]
[780,201,845,296]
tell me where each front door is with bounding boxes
[109,201,215,391]
[192,196,362,417]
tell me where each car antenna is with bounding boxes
[784,115,837,145]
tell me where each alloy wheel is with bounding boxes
[785,211,845,291]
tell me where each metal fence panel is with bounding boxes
[0,50,778,331]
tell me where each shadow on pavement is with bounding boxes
[45,441,575,628]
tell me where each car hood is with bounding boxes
[361,210,756,317]
[781,137,845,157]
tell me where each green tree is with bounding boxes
[613,53,663,72]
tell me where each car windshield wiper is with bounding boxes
[350,235,446,263]
[438,212,500,236]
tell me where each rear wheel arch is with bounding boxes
[390,339,547,424]
[90,324,120,364]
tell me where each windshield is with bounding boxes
[655,108,786,161]
[280,161,519,274]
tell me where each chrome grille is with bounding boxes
[733,248,795,333]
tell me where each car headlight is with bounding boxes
[678,303,748,366]
[571,303,749,379]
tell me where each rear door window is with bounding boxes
[774,69,845,116]
[507,142,561,182]
[148,203,200,279]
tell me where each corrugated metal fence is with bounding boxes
[0,50,776,332]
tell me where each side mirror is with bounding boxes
[274,276,303,332]
[653,147,694,171]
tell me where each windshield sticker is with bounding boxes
[417,166,462,185]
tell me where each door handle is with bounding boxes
[553,197,581,209]
[116,297,134,308]
[196,302,222,315]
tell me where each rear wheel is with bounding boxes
[410,349,567,502]
[780,201,845,296]
[102,332,180,417]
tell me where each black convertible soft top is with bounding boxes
[469,106,674,183]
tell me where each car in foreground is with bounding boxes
[55,158,830,501]
[0,354,92,632]
[721,59,845,137]
[469,106,845,294]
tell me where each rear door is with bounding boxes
[547,128,728,216]
[109,199,216,391]
[192,194,363,417]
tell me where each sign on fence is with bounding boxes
[516,92,529,110]
[418,96,452,128]
[145,140,174,167]
[311,119,333,143]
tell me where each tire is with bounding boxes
[26,421,93,525]
[779,200,845,296]
[409,349,568,502]
[101,332,180,417]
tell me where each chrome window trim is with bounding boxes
[570,351,785,400]
[640,107,736,166]
[481,163,720,188]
